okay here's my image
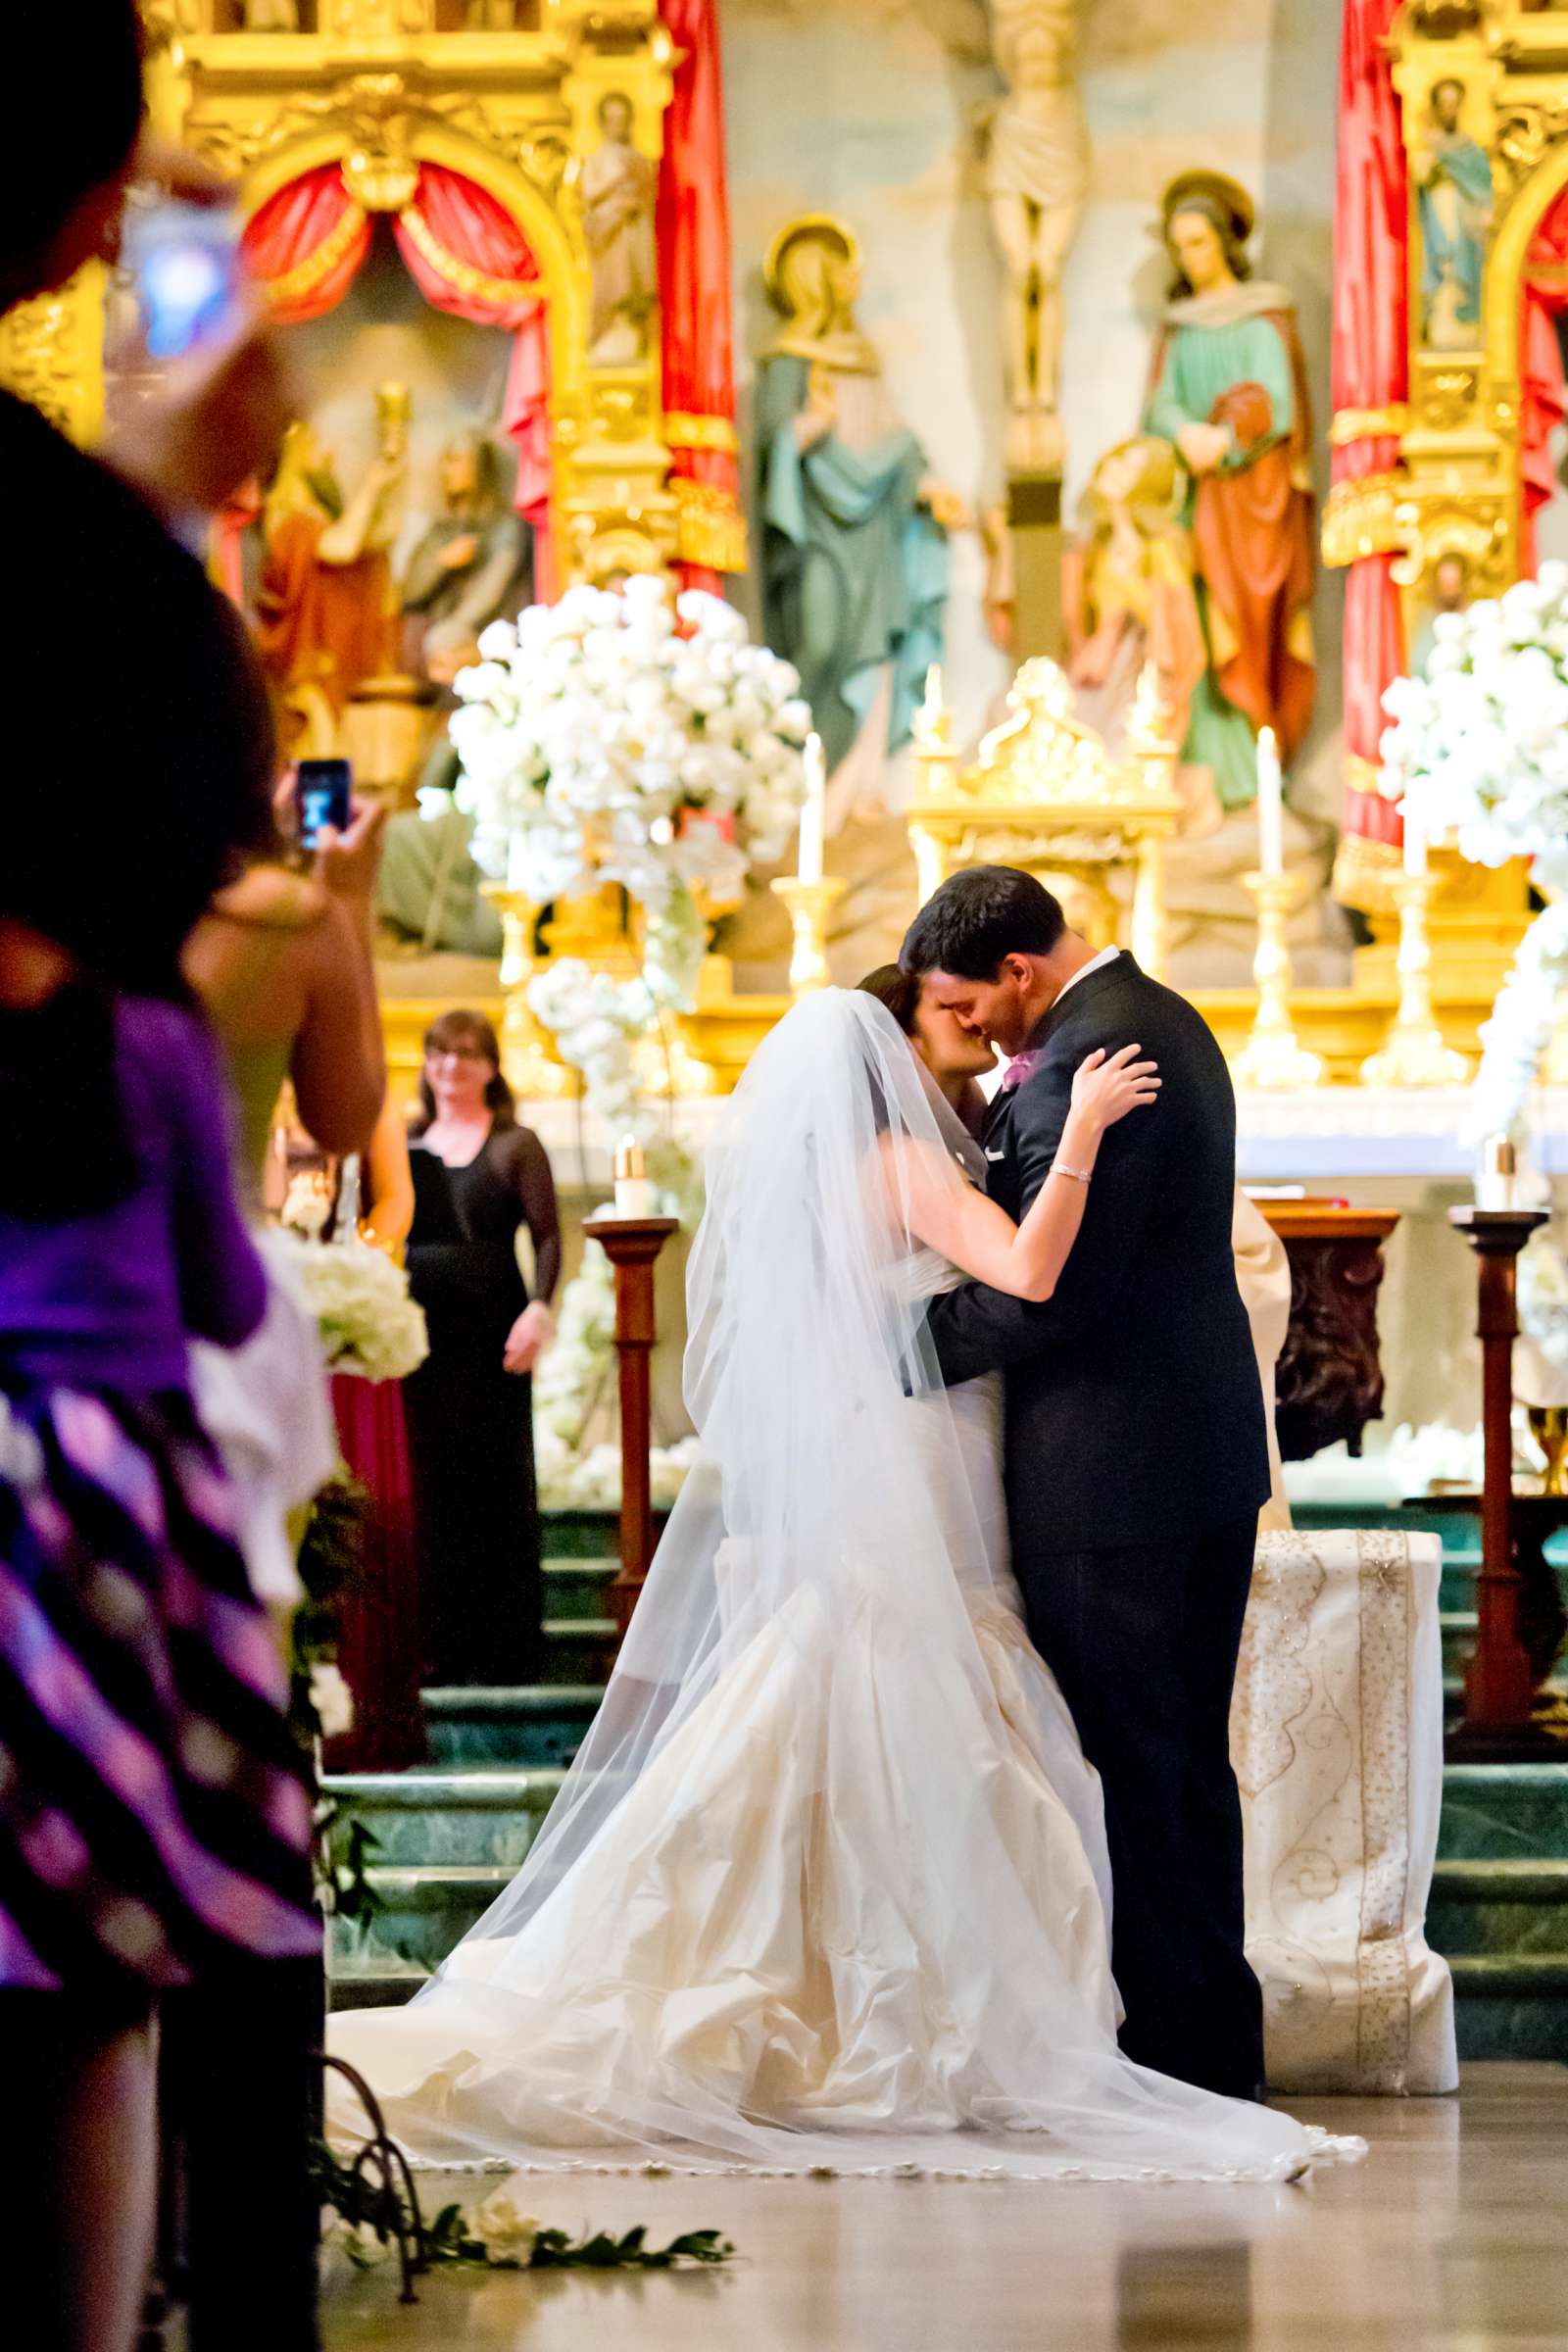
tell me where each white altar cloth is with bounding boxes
[1235,1527,1456,2096]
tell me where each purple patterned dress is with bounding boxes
[0,995,320,2000]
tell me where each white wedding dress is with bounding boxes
[330,992,1360,2183]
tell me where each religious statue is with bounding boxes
[401,432,531,691]
[1062,435,1220,835]
[755,214,964,788]
[400,429,532,786]
[1141,171,1315,812]
[253,393,408,732]
[241,0,300,25]
[582,93,659,365]
[978,0,1090,477]
[1415,78,1493,350]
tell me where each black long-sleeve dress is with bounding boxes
[403,1123,562,1687]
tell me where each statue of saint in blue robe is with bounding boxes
[1417,85,1493,350]
[756,299,950,776]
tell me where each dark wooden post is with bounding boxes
[582,1214,679,1638]
[1448,1205,1549,1752]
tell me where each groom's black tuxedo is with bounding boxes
[923,952,1269,1547]
[924,953,1269,2098]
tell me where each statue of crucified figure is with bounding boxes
[980,0,1090,477]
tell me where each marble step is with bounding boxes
[322,1767,565,1867]
[334,1864,513,1970]
[328,1964,427,2012]
[1449,1954,1568,2062]
[542,1507,666,1560]
[1426,1859,1568,1957]
[539,1617,618,1686]
[1439,1764,1568,1860]
[423,1684,603,1766]
[542,1556,618,1622]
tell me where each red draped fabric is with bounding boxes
[1522,190,1568,576]
[322,1376,425,1775]
[242,166,371,326]
[1331,0,1408,901]
[240,163,554,588]
[394,165,556,597]
[659,0,747,590]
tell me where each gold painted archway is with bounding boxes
[0,0,683,581]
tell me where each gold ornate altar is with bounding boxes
[0,0,723,588]
[906,661,1184,981]
[1323,0,1568,972]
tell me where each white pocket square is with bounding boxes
[985,1148,1006,1162]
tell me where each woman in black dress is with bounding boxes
[405,1010,561,1685]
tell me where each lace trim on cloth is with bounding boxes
[400,2123,1367,2184]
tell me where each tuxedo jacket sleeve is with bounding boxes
[921,1021,1158,1385]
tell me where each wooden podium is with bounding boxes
[581,1214,679,1638]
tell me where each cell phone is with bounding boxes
[295,760,353,853]
[121,199,245,362]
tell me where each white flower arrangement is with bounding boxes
[274,1233,429,1384]
[450,577,790,1493]
[451,574,807,954]
[1380,561,1568,1144]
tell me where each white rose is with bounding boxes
[471,2191,540,2269]
[476,619,517,662]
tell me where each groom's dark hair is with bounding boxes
[901,866,1066,980]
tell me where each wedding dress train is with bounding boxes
[330,992,1361,2183]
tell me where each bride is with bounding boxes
[330,989,1358,2183]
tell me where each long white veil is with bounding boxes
[331,992,1357,2181]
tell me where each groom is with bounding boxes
[903,866,1270,2101]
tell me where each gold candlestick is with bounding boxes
[483,884,576,1098]
[1229,871,1326,1091]
[771,874,849,994]
[1359,867,1471,1087]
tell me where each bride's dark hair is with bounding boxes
[857,963,921,1037]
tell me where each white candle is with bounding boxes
[1402,798,1428,877]
[797,731,826,886]
[1256,727,1284,879]
[613,1140,651,1220]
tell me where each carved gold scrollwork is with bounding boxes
[1321,473,1405,568]
[1389,491,1509,589]
[1329,404,1411,447]
[1417,365,1482,430]
[0,270,105,447]
[1495,102,1568,192]
[321,0,432,33]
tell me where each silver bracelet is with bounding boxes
[1052,1160,1093,1185]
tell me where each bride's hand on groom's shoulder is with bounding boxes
[1070,1044,1161,1132]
